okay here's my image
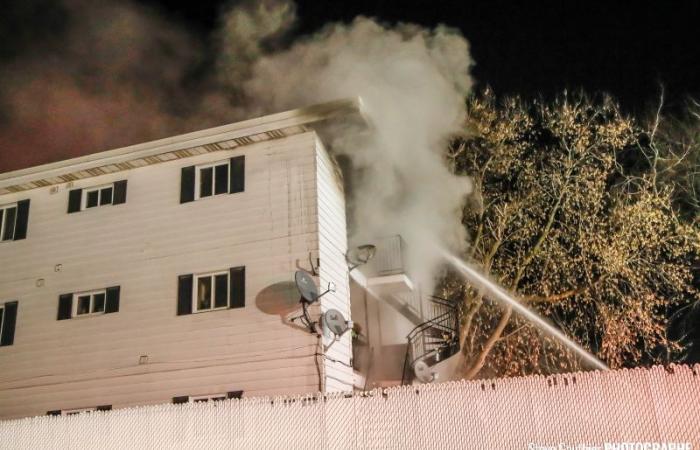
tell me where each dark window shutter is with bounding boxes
[13,199,30,240]
[180,166,195,203]
[177,274,193,315]
[57,294,73,320]
[0,301,18,346]
[68,189,82,213]
[229,156,245,194]
[229,266,245,309]
[173,396,189,404]
[96,405,112,411]
[227,391,243,399]
[105,286,120,314]
[47,410,61,416]
[113,180,128,205]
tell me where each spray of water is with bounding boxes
[439,248,608,371]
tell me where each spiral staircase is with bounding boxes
[401,296,461,384]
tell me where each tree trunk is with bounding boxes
[462,307,512,379]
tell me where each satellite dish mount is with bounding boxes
[290,270,336,334]
[346,244,377,272]
[308,253,320,276]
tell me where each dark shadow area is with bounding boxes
[255,281,300,316]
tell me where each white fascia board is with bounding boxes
[0,98,364,189]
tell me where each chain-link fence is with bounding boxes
[1,364,698,449]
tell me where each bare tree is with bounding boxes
[641,93,700,222]
[640,94,700,361]
[442,90,700,379]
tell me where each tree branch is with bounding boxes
[521,288,582,304]
[464,307,513,379]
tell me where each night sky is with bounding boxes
[1,0,700,171]
[138,0,700,113]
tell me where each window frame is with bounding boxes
[189,394,227,403]
[61,407,97,416]
[193,270,229,313]
[82,183,114,210]
[0,304,4,338]
[194,160,230,200]
[72,289,107,317]
[0,203,18,242]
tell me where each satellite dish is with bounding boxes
[290,271,338,335]
[413,359,437,383]
[346,244,377,271]
[321,309,350,337]
[295,270,319,303]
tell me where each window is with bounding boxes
[0,203,17,242]
[173,391,242,404]
[74,290,106,316]
[190,394,227,403]
[62,407,97,416]
[0,200,29,243]
[177,267,245,316]
[0,200,30,241]
[57,286,120,320]
[194,271,229,312]
[47,405,111,416]
[0,301,18,347]
[180,156,245,203]
[84,185,113,209]
[196,161,229,199]
[67,180,127,213]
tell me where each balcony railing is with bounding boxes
[361,235,407,278]
[401,296,461,385]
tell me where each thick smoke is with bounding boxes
[0,0,473,292]
[0,0,223,171]
[237,9,473,292]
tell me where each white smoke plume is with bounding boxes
[0,0,474,293]
[234,4,474,291]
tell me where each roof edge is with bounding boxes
[0,98,363,191]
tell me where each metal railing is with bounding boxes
[390,289,424,320]
[401,296,460,384]
[362,235,407,277]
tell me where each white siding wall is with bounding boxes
[315,138,353,392]
[0,132,328,419]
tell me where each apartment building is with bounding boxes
[0,99,462,420]
[0,100,371,419]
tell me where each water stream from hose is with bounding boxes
[439,248,608,371]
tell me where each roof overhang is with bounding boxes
[0,98,365,195]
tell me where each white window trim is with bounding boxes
[193,270,229,313]
[73,289,107,317]
[0,203,17,242]
[194,160,230,201]
[61,407,97,416]
[189,394,227,403]
[81,183,114,210]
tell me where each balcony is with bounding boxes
[352,235,414,296]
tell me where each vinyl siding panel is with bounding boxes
[314,138,353,393]
[0,132,327,419]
